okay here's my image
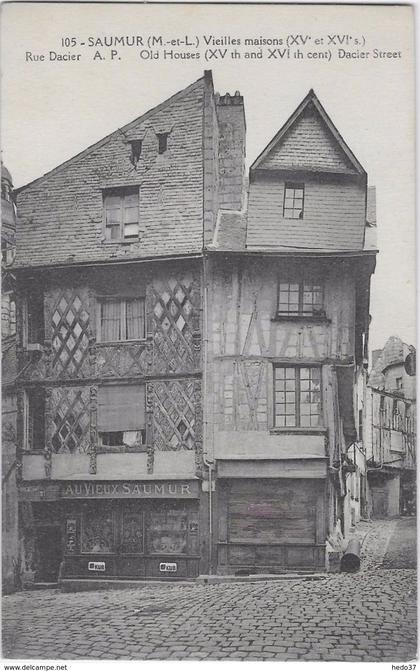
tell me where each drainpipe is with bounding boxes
[202,253,215,574]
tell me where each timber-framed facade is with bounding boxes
[8,72,377,586]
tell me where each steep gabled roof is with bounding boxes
[16,74,210,195]
[251,89,366,176]
[14,74,212,268]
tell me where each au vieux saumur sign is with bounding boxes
[61,481,199,498]
[18,481,200,500]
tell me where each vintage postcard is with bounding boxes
[1,2,416,668]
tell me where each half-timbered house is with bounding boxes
[366,336,416,518]
[204,89,376,573]
[13,71,245,585]
[10,74,376,585]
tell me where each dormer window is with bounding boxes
[130,140,142,165]
[157,132,168,154]
[283,183,304,219]
[103,188,139,242]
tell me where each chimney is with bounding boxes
[371,349,382,368]
[215,91,246,211]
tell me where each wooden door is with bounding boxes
[372,488,388,518]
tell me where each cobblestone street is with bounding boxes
[2,518,417,662]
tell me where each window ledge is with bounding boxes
[97,446,149,454]
[102,239,141,246]
[94,338,148,347]
[272,314,331,324]
[269,427,327,435]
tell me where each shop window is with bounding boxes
[81,504,114,553]
[25,388,45,451]
[98,297,145,342]
[98,384,146,448]
[24,287,45,345]
[120,506,144,553]
[274,365,322,428]
[146,506,188,554]
[277,280,323,317]
[103,188,139,241]
[283,183,304,219]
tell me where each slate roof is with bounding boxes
[246,89,367,253]
[251,89,365,175]
[14,76,210,269]
[369,336,408,389]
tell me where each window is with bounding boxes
[358,409,363,441]
[396,377,403,390]
[278,280,323,316]
[103,188,139,241]
[274,366,322,428]
[157,133,168,154]
[283,183,304,219]
[1,293,16,337]
[25,389,45,451]
[2,243,15,267]
[24,287,45,345]
[97,384,146,448]
[392,399,403,431]
[81,503,114,554]
[130,140,142,165]
[98,297,145,342]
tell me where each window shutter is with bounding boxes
[98,385,145,432]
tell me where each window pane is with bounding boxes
[124,205,139,225]
[124,222,139,239]
[298,367,321,426]
[106,208,122,225]
[100,300,121,341]
[274,367,297,427]
[81,504,114,553]
[146,507,188,554]
[126,298,145,339]
[105,224,121,241]
[121,505,143,553]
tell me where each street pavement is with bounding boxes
[2,518,417,662]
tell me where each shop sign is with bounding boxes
[61,480,199,499]
[159,562,177,572]
[88,561,106,571]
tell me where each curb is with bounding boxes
[196,573,328,585]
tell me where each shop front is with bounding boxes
[215,478,326,574]
[19,480,201,583]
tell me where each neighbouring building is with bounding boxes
[2,162,19,592]
[204,89,376,572]
[365,336,416,518]
[8,72,376,586]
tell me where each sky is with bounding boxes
[1,2,416,354]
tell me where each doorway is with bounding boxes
[35,525,62,582]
